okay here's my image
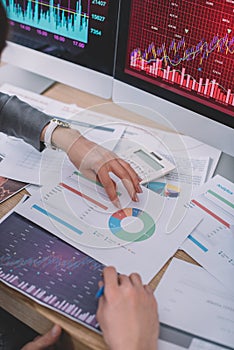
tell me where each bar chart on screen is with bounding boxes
[3,0,89,42]
[125,0,234,114]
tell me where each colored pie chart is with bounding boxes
[109,208,155,242]
[146,182,180,198]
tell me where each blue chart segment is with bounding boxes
[0,212,103,330]
[4,0,89,42]
[109,208,155,242]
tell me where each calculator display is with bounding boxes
[134,150,164,170]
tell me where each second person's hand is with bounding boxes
[96,266,159,350]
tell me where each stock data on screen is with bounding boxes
[3,0,117,75]
[125,0,234,117]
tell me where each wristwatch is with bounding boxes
[44,118,70,150]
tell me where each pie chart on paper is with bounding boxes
[108,208,155,242]
[146,182,180,198]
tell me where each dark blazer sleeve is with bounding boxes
[0,92,52,151]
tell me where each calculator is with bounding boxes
[119,147,175,184]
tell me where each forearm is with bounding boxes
[0,93,51,151]
[41,123,95,162]
[40,124,83,153]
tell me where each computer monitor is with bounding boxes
[113,0,234,157]
[1,0,119,98]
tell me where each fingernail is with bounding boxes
[133,194,139,202]
[51,325,61,337]
[113,198,121,209]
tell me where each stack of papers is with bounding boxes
[0,84,221,187]
[181,175,234,292]
[0,84,233,348]
[155,258,234,349]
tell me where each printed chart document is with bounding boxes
[0,211,103,332]
[16,159,201,282]
[181,175,234,292]
[155,258,234,349]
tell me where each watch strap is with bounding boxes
[44,118,70,150]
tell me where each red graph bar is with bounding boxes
[59,182,108,210]
[130,57,233,107]
[192,199,230,228]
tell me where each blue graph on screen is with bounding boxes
[3,0,89,43]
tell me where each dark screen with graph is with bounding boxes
[3,0,118,76]
[115,0,234,127]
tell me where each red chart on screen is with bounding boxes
[125,0,234,112]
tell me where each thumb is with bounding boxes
[21,325,62,350]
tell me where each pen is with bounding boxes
[95,285,104,299]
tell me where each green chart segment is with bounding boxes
[109,208,155,242]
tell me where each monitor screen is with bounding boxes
[113,0,234,155]
[2,0,119,97]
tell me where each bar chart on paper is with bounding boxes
[182,175,234,291]
[15,165,202,282]
[21,168,159,249]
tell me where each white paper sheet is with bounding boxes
[0,84,221,190]
[1,83,221,181]
[0,123,124,184]
[118,124,221,181]
[15,160,202,283]
[155,258,234,349]
[180,175,234,292]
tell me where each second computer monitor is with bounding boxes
[113,0,234,156]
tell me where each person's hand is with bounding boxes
[96,267,159,350]
[51,127,142,206]
[21,325,61,350]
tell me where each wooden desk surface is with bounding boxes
[0,83,198,349]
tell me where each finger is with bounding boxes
[96,167,120,204]
[98,280,104,288]
[118,159,143,193]
[129,272,143,287]
[96,295,105,322]
[121,177,139,202]
[107,159,138,197]
[102,266,119,290]
[98,157,138,198]
[118,274,131,287]
[21,325,61,350]
[114,161,142,200]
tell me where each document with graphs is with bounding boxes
[181,175,234,292]
[15,158,201,283]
